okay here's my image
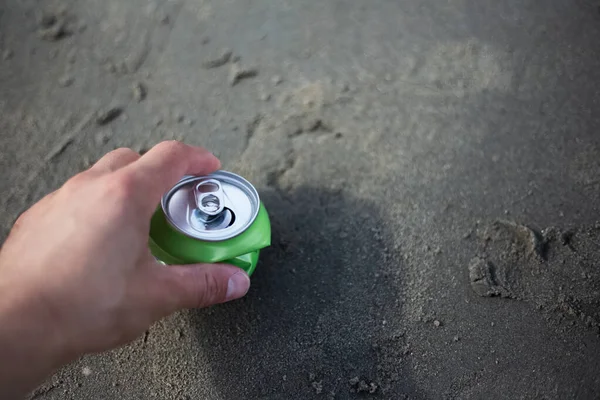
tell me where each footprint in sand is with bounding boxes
[469,220,600,332]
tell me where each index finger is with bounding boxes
[124,141,221,212]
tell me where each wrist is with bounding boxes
[0,282,74,398]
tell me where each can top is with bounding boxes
[161,171,260,242]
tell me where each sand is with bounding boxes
[1,0,600,399]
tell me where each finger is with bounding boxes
[90,148,141,173]
[146,264,250,314]
[124,141,220,213]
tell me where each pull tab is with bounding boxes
[195,179,225,217]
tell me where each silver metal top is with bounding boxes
[162,171,260,242]
[195,179,225,216]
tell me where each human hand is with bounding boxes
[0,142,251,398]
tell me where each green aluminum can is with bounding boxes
[149,171,271,276]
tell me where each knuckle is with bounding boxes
[109,147,138,158]
[196,271,226,307]
[66,172,85,185]
[114,171,138,190]
[104,172,137,204]
[62,171,90,192]
[154,140,185,157]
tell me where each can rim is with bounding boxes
[161,171,260,242]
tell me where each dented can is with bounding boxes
[149,171,271,275]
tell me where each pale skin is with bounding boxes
[0,141,251,399]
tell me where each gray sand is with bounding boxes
[1,0,600,399]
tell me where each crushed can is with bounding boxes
[149,171,271,276]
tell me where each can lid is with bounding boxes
[161,171,260,242]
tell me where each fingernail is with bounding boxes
[225,271,250,301]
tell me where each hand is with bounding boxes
[0,141,251,398]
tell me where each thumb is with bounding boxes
[153,264,251,311]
